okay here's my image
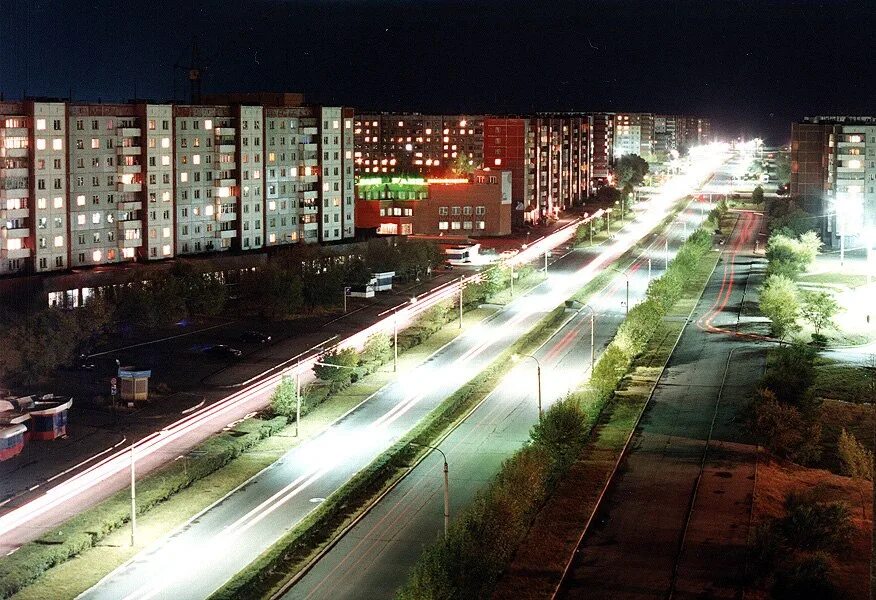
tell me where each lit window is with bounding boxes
[269,233,277,243]
[459,119,467,127]
[37,198,47,209]
[848,159,862,169]
[161,155,171,166]
[92,250,102,262]
[161,137,170,148]
[162,227,170,238]
[405,144,413,151]
[53,197,63,208]
[123,247,136,258]
[162,244,171,256]
[36,138,46,150]
[36,119,46,131]
[204,204,214,216]
[494,159,502,166]
[398,121,404,127]
[193,154,201,165]
[425,128,432,135]
[268,201,276,210]
[77,215,86,225]
[180,172,188,182]
[332,120,339,129]
[162,191,171,202]
[52,139,62,151]
[204,119,213,130]
[54,235,64,247]
[76,195,86,206]
[92,212,101,224]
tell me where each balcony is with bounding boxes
[117,127,141,137]
[116,146,141,156]
[219,229,237,239]
[215,127,235,136]
[1,127,28,138]
[3,148,28,159]
[302,190,319,200]
[0,207,29,220]
[0,187,28,200]
[121,237,142,249]
[2,227,29,239]
[117,218,141,230]
[1,247,31,260]
[118,164,142,175]
[217,211,237,222]
[213,161,236,171]
[116,182,143,193]
[214,178,237,187]
[118,200,142,211]
[303,221,319,231]
[0,167,28,178]
[302,127,318,135]
[215,143,236,153]
[303,143,318,152]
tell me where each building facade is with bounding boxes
[354,114,484,177]
[791,116,876,249]
[355,169,512,237]
[613,113,654,159]
[587,112,614,193]
[0,95,354,277]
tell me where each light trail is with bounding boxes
[0,144,730,564]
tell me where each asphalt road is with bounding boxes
[557,206,766,599]
[78,155,727,600]
[281,200,713,600]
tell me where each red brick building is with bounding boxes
[355,169,512,237]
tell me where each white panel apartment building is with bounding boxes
[0,95,354,278]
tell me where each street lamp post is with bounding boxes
[648,257,652,281]
[294,359,301,437]
[343,286,351,314]
[513,354,543,419]
[458,277,463,329]
[590,219,594,246]
[606,208,612,237]
[410,443,450,538]
[510,263,514,297]
[665,238,670,269]
[130,445,136,547]
[393,298,418,372]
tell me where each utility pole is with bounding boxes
[589,220,594,245]
[130,445,136,547]
[393,311,399,372]
[295,359,301,437]
[589,312,595,373]
[510,263,514,296]
[544,251,549,273]
[343,286,350,314]
[665,238,670,269]
[648,257,652,281]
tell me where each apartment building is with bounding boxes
[653,115,677,155]
[612,113,654,159]
[791,116,876,248]
[587,112,614,193]
[0,95,354,277]
[531,115,589,221]
[482,117,534,226]
[354,114,484,176]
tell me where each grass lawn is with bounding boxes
[813,359,876,405]
[798,272,870,288]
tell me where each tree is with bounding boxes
[774,150,791,184]
[766,232,820,280]
[837,428,873,480]
[249,264,303,320]
[172,262,227,316]
[800,290,840,335]
[760,274,800,338]
[614,154,649,188]
[270,376,297,420]
[752,185,764,204]
[451,152,477,177]
[313,347,359,384]
[750,389,821,464]
[595,185,621,206]
[360,333,392,366]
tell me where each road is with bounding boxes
[281,198,713,600]
[557,206,766,600]
[77,151,729,600]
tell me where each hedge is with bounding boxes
[0,416,287,600]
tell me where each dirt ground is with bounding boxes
[747,457,873,600]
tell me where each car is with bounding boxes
[240,330,272,344]
[72,353,96,371]
[205,344,243,359]
[442,262,454,271]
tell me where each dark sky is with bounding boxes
[2,0,874,143]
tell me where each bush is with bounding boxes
[759,274,800,338]
[270,376,298,420]
[750,389,822,465]
[837,428,874,480]
[765,232,820,280]
[771,553,838,600]
[530,397,589,469]
[760,343,818,409]
[780,491,854,552]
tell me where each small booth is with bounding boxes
[373,271,395,292]
[348,279,377,299]
[0,424,28,461]
[17,395,73,440]
[118,367,151,402]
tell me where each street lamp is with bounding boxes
[342,286,351,314]
[130,444,136,547]
[608,266,630,317]
[575,304,598,374]
[410,442,450,538]
[512,353,543,419]
[606,208,613,237]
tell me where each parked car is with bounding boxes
[73,353,96,371]
[205,344,243,359]
[442,262,454,271]
[240,330,272,344]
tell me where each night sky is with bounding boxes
[2,0,874,143]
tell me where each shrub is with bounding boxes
[750,389,822,465]
[530,396,588,469]
[270,375,298,420]
[759,274,800,338]
[800,290,840,336]
[780,491,854,552]
[771,553,838,600]
[837,428,874,480]
[760,343,817,408]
